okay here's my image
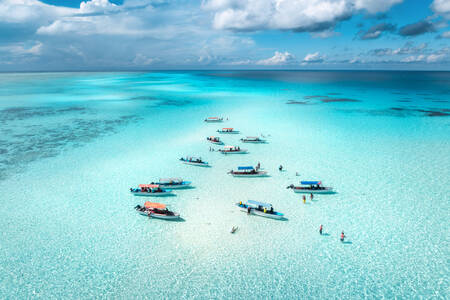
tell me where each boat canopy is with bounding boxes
[224,145,235,149]
[139,184,159,188]
[222,128,233,130]
[248,200,272,208]
[238,166,254,170]
[301,181,321,185]
[159,178,182,183]
[208,117,219,119]
[246,136,259,139]
[144,201,166,209]
[209,136,218,139]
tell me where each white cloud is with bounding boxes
[80,0,118,13]
[401,55,425,63]
[439,31,450,38]
[431,0,450,19]
[311,30,341,38]
[0,41,43,56]
[133,53,158,65]
[256,51,296,65]
[302,52,325,63]
[426,53,445,63]
[203,0,403,32]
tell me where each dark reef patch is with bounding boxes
[338,107,450,118]
[287,100,310,105]
[327,92,341,95]
[321,98,360,103]
[304,95,327,99]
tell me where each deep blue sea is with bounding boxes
[0,71,448,298]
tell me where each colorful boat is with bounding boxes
[217,128,240,134]
[180,157,210,167]
[218,145,248,154]
[135,202,180,220]
[130,184,174,197]
[228,166,268,177]
[207,136,224,145]
[236,200,284,220]
[204,117,223,123]
[287,181,334,194]
[154,178,192,189]
[240,136,267,143]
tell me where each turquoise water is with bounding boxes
[0,71,448,298]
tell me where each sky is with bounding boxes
[0,0,449,71]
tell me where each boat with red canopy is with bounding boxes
[134,201,180,220]
[204,117,223,123]
[217,128,240,134]
[218,145,248,154]
[207,136,224,145]
[129,184,174,196]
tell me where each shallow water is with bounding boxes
[0,71,448,298]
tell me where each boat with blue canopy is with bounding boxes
[228,165,268,177]
[236,200,284,220]
[287,181,334,194]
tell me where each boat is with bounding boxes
[231,226,238,234]
[228,166,268,177]
[153,178,192,189]
[217,128,240,134]
[218,145,248,154]
[207,136,224,145]
[204,117,223,123]
[287,181,334,194]
[130,184,174,197]
[236,200,284,220]
[179,157,210,167]
[240,136,267,143]
[135,202,180,220]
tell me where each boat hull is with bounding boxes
[217,131,240,134]
[149,213,180,220]
[293,188,334,194]
[220,150,248,154]
[131,191,174,197]
[158,182,192,189]
[240,139,266,143]
[182,161,210,167]
[209,141,224,145]
[230,171,268,177]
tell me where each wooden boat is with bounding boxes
[287,181,334,194]
[130,184,174,197]
[179,157,210,167]
[204,117,223,123]
[207,136,224,145]
[217,128,240,134]
[154,178,192,189]
[228,166,268,177]
[231,226,238,234]
[240,136,267,143]
[236,200,284,220]
[218,145,248,154]
[135,202,180,220]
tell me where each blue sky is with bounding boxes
[0,0,449,71]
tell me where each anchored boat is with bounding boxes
[218,145,248,154]
[217,128,240,134]
[130,184,174,197]
[180,157,210,167]
[135,202,180,220]
[153,178,192,189]
[207,136,224,145]
[228,166,268,177]
[240,136,266,143]
[236,200,284,220]
[287,181,334,194]
[204,117,223,123]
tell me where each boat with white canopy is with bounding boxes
[240,136,266,143]
[287,181,334,194]
[228,166,268,177]
[130,184,174,197]
[180,157,210,167]
[153,178,192,189]
[218,145,248,154]
[236,200,284,220]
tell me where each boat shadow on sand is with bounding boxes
[150,217,186,222]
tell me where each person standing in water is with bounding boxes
[340,231,345,242]
[279,165,283,171]
[319,225,323,235]
[302,195,306,204]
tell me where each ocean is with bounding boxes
[0,71,448,298]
